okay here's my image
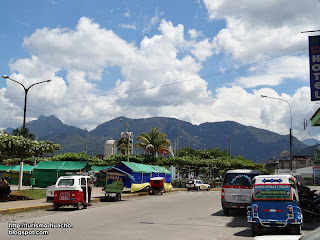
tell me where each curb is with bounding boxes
[0,188,220,215]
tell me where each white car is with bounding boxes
[186,179,211,191]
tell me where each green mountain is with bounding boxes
[5,115,307,163]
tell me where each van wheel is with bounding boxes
[207,187,210,191]
[53,204,59,211]
[223,208,229,215]
[252,223,261,236]
[187,188,191,191]
[291,225,301,235]
[77,202,83,210]
[116,193,121,201]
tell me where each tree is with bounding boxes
[117,137,132,155]
[134,128,171,156]
[0,132,60,159]
[12,127,35,140]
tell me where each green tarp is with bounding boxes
[0,165,13,172]
[151,165,171,174]
[11,165,34,172]
[90,166,111,173]
[33,161,92,188]
[121,162,157,173]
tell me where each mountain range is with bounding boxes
[4,115,313,163]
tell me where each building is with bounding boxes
[264,155,313,174]
[104,140,117,158]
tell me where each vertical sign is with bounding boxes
[309,35,320,101]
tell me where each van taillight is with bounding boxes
[254,205,258,214]
[288,206,293,214]
[221,188,225,199]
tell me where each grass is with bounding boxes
[11,189,47,200]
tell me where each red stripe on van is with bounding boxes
[222,185,251,189]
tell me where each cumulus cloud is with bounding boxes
[204,0,319,62]
[1,7,319,141]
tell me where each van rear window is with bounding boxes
[58,179,74,186]
[223,173,257,187]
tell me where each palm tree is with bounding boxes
[134,128,171,156]
[12,127,35,140]
[117,137,132,155]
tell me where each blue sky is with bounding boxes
[1,0,320,144]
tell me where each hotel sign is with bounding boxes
[309,35,320,101]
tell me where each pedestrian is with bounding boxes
[2,176,11,197]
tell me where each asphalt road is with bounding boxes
[0,191,318,240]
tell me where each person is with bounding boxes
[88,178,93,203]
[2,176,11,197]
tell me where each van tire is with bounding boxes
[207,187,210,191]
[77,202,83,210]
[252,223,261,236]
[291,225,301,235]
[53,204,59,211]
[223,207,229,215]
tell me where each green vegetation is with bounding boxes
[0,133,60,160]
[134,128,171,156]
[11,189,47,200]
[117,137,132,155]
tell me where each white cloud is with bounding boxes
[204,0,320,63]
[234,56,309,88]
[1,11,318,143]
[118,24,136,30]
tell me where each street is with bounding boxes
[0,191,318,240]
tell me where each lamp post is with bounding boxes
[2,75,51,190]
[261,95,293,171]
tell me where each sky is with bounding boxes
[1,0,320,144]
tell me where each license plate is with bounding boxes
[235,195,246,201]
[59,192,70,200]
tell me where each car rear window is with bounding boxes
[223,173,258,187]
[58,179,74,186]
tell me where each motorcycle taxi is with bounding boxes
[52,175,93,210]
[149,177,165,195]
[247,175,303,236]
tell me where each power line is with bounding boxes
[3,48,307,102]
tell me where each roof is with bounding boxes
[151,165,171,174]
[226,169,260,174]
[254,175,295,184]
[121,161,157,173]
[0,165,14,172]
[100,167,135,181]
[34,161,91,171]
[11,165,34,172]
[90,166,111,173]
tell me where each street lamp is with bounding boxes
[2,75,51,190]
[261,95,293,171]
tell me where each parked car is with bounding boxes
[186,179,211,191]
[221,169,260,215]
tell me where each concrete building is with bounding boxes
[104,140,117,158]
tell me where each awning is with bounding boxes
[100,167,135,181]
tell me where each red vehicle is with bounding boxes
[149,177,165,195]
[53,175,92,210]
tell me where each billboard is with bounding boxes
[309,35,320,101]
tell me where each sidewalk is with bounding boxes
[0,186,112,214]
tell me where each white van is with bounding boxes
[221,169,260,215]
